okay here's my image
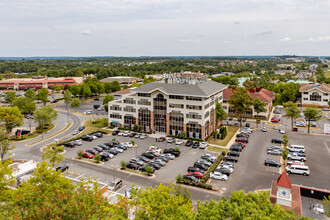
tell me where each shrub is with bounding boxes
[94,154,101,163]
[108,126,114,129]
[131,140,135,146]
[145,166,153,176]
[112,138,116,141]
[174,147,180,152]
[120,160,126,169]
[77,150,84,159]
[176,174,183,183]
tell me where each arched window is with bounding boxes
[310,92,321,101]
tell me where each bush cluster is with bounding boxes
[201,154,224,182]
[180,179,212,190]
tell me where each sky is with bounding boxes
[0,0,330,57]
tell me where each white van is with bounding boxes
[287,145,305,153]
[85,110,93,115]
[286,165,310,176]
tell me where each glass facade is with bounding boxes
[186,122,202,139]
[138,109,151,132]
[153,93,167,132]
[169,111,184,135]
[124,115,135,129]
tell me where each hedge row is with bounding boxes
[201,154,224,182]
[181,179,212,190]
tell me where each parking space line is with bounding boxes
[75,174,85,180]
[324,141,330,154]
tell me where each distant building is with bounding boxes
[274,70,292,76]
[100,76,143,87]
[211,72,235,78]
[309,64,318,72]
[0,77,79,90]
[222,88,275,119]
[299,83,330,107]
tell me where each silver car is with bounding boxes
[267,149,282,155]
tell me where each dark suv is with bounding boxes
[271,138,283,144]
[82,135,93,141]
[163,148,180,157]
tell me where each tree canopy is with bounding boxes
[0,106,24,132]
[37,88,49,105]
[13,96,36,114]
[34,105,58,129]
[283,101,300,130]
[229,88,252,127]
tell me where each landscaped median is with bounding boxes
[176,153,225,190]
[207,126,239,147]
[12,123,55,142]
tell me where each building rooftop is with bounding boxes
[277,172,292,188]
[112,88,134,95]
[223,88,275,103]
[299,83,330,93]
[133,80,227,97]
[100,77,143,84]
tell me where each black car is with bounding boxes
[227,151,240,157]
[242,118,247,122]
[214,167,231,176]
[56,165,69,172]
[264,159,281,167]
[92,132,103,138]
[183,175,199,183]
[236,137,248,143]
[232,143,245,149]
[193,162,208,171]
[192,142,200,148]
[115,144,127,151]
[245,123,250,128]
[78,126,85,131]
[148,162,161,170]
[156,137,166,142]
[86,149,98,155]
[107,148,118,155]
[271,138,283,144]
[126,163,139,170]
[137,156,150,163]
[187,166,205,173]
[98,144,111,151]
[63,142,75,148]
[99,152,110,161]
[163,148,181,157]
[185,140,193,147]
[236,133,249,138]
[142,152,155,159]
[223,156,238,163]
[93,104,100,109]
[201,155,215,163]
[112,130,120,135]
[228,117,233,121]
[139,165,155,173]
[129,132,136,137]
[159,156,169,163]
[94,98,100,101]
[82,135,93,141]
[230,145,242,152]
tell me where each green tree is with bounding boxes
[13,96,36,114]
[283,101,300,130]
[63,90,73,123]
[95,82,105,95]
[133,183,194,219]
[0,127,15,161]
[37,88,49,105]
[0,106,24,132]
[130,81,140,88]
[229,88,253,127]
[54,85,64,93]
[111,81,121,92]
[120,160,126,169]
[304,106,322,133]
[43,145,65,167]
[34,105,58,130]
[215,101,228,130]
[69,84,81,97]
[103,94,114,112]
[70,98,81,112]
[103,82,112,93]
[81,84,91,99]
[94,154,101,163]
[145,166,153,176]
[24,89,36,100]
[77,150,84,159]
[252,98,267,128]
[4,91,16,106]
[0,159,15,200]
[324,196,330,217]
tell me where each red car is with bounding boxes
[83,152,94,159]
[236,137,248,143]
[188,171,204,179]
[234,142,246,148]
[271,117,280,123]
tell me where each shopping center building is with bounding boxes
[108,76,227,140]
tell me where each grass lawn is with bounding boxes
[206,146,228,153]
[207,126,239,147]
[12,123,55,142]
[324,71,330,79]
[83,118,108,128]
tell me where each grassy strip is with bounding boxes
[206,146,229,153]
[12,123,55,142]
[120,168,150,176]
[28,122,72,146]
[83,118,108,128]
[73,157,104,165]
[207,126,239,146]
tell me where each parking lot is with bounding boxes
[210,129,330,197]
[56,97,107,115]
[62,133,218,184]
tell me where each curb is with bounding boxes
[117,168,156,178]
[71,157,104,166]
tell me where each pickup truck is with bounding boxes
[288,152,306,161]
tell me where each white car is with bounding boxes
[123,142,133,148]
[240,127,253,133]
[273,125,279,130]
[139,134,148,139]
[279,129,285,134]
[123,131,130,137]
[200,142,208,149]
[91,135,97,140]
[149,146,161,153]
[262,127,267,132]
[161,153,175,160]
[114,147,124,153]
[288,152,306,161]
[72,130,79,135]
[218,164,233,173]
[202,153,216,161]
[73,140,82,146]
[175,139,184,145]
[118,132,124,136]
[210,172,228,181]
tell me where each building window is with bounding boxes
[186,113,202,120]
[138,99,151,106]
[153,93,167,133]
[138,109,151,132]
[169,103,184,109]
[186,96,202,101]
[169,111,184,136]
[124,115,135,129]
[186,122,202,139]
[137,93,151,97]
[324,93,328,96]
[244,109,253,118]
[310,92,321,101]
[204,121,210,138]
[303,92,308,94]
[204,111,209,118]
[110,105,122,111]
[324,99,328,102]
[123,98,136,104]
[210,108,214,132]
[186,105,202,110]
[123,106,136,112]
[169,95,184,100]
[223,106,227,109]
[204,103,210,109]
[110,113,122,119]
[303,98,308,100]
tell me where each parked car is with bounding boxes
[99,152,110,161]
[146,150,160,157]
[232,142,246,148]
[108,179,123,191]
[192,141,200,148]
[286,165,309,176]
[148,162,161,170]
[196,159,212,167]
[200,142,208,149]
[279,129,285,134]
[210,172,228,181]
[163,148,180,157]
[72,130,79,135]
[81,135,93,141]
[271,117,280,123]
[273,125,279,130]
[56,165,69,172]
[102,151,114,159]
[230,145,242,152]
[287,144,305,153]
[139,134,148,139]
[264,159,281,167]
[126,163,139,170]
[93,146,103,153]
[185,140,193,147]
[134,134,140,138]
[122,131,130,137]
[122,142,133,148]
[153,159,166,166]
[129,132,136,137]
[112,130,120,135]
[287,161,305,167]
[245,122,250,128]
[271,138,283,144]
[235,137,248,143]
[262,127,267,132]
[201,155,215,163]
[295,121,306,127]
[267,145,281,151]
[167,137,175,143]
[240,127,253,133]
[142,152,155,159]
[149,146,161,154]
[114,147,124,153]
[130,158,144,166]
[201,153,217,161]
[83,152,94,159]
[221,161,234,168]
[78,126,85,131]
[288,152,306,161]
[188,171,204,179]
[183,175,199,183]
[86,149,97,155]
[156,137,166,142]
[223,156,238,163]
[137,156,150,163]
[64,142,75,148]
[227,151,240,157]
[160,153,175,160]
[92,132,103,138]
[236,133,249,138]
[187,167,205,173]
[193,162,208,171]
[107,148,118,155]
[139,165,154,173]
[159,156,169,163]
[175,139,184,145]
[214,167,231,176]
[267,149,282,155]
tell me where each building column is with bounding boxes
[135,118,139,126]
[166,113,170,135]
[213,110,216,129]
[208,121,211,137]
[183,123,187,134]
[201,126,205,140]
[150,112,154,132]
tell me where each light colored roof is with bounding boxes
[112,88,134,95]
[223,88,275,104]
[299,83,330,93]
[100,77,143,83]
[133,80,226,97]
[277,172,292,189]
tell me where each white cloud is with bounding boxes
[281,37,292,42]
[307,36,330,43]
[81,30,91,36]
[223,41,230,44]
